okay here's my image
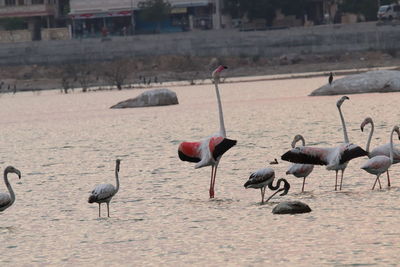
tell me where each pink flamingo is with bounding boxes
[361,125,400,190]
[361,117,400,187]
[178,66,236,198]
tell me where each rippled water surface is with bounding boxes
[1,76,400,266]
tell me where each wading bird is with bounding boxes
[361,125,400,190]
[178,66,237,198]
[281,96,368,191]
[0,166,22,212]
[361,117,400,187]
[269,158,279,165]
[285,135,314,192]
[244,168,290,204]
[88,159,121,217]
[329,72,334,85]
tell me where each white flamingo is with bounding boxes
[178,66,237,198]
[286,135,314,192]
[88,159,121,217]
[0,166,21,212]
[361,125,400,190]
[244,168,290,204]
[361,117,400,187]
[281,96,368,190]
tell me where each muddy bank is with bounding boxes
[0,50,399,92]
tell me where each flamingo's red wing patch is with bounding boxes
[178,142,201,163]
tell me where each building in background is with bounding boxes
[69,0,221,37]
[0,0,69,41]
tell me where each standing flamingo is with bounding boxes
[285,135,314,192]
[281,96,368,190]
[88,159,121,217]
[0,166,22,212]
[361,126,400,190]
[361,117,400,187]
[244,168,290,204]
[178,66,237,198]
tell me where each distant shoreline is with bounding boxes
[0,50,399,93]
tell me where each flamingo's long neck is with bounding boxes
[115,165,120,193]
[297,136,305,147]
[338,106,349,143]
[3,169,15,207]
[365,120,374,154]
[214,81,226,138]
[389,128,395,164]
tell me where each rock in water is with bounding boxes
[309,70,400,96]
[272,201,312,214]
[111,89,179,109]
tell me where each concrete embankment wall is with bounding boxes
[1,22,399,66]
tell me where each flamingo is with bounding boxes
[361,117,400,187]
[285,135,314,192]
[281,96,368,190]
[244,168,290,204]
[178,65,237,198]
[361,126,400,190]
[88,159,121,217]
[0,166,22,212]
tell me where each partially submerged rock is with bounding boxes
[111,88,178,109]
[309,70,400,96]
[272,201,312,214]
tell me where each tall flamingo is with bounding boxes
[178,66,237,198]
[361,117,400,187]
[285,135,314,192]
[281,96,368,190]
[244,167,290,204]
[88,159,121,217]
[0,166,22,212]
[361,126,400,190]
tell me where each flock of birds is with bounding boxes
[1,66,399,217]
[178,66,400,204]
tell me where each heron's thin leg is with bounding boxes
[387,170,391,187]
[335,170,338,191]
[98,203,101,217]
[378,177,382,190]
[339,169,345,191]
[107,202,110,217]
[302,177,306,192]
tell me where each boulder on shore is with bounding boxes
[111,88,178,109]
[309,70,400,96]
[272,201,312,215]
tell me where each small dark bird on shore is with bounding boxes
[329,72,333,85]
[270,158,279,165]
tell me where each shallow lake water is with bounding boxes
[0,76,399,266]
